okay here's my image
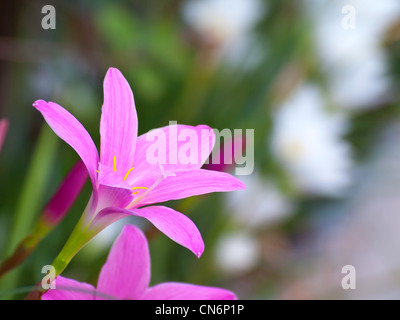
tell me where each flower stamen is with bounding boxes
[124,167,135,181]
[131,186,148,195]
[125,163,176,209]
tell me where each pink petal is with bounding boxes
[100,68,138,177]
[126,125,215,185]
[96,184,134,215]
[91,163,135,219]
[133,206,204,257]
[42,160,88,226]
[97,225,150,300]
[33,100,99,191]
[41,276,96,300]
[90,206,130,232]
[98,162,135,189]
[140,169,245,206]
[142,282,237,300]
[93,205,204,257]
[0,118,9,153]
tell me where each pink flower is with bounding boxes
[42,225,237,300]
[0,118,9,153]
[33,68,244,259]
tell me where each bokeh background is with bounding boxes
[1,0,400,299]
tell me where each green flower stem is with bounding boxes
[22,203,98,300]
[51,205,98,277]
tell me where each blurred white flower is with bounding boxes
[306,0,400,109]
[282,123,400,299]
[328,50,389,110]
[225,173,293,228]
[91,219,126,247]
[214,231,260,275]
[271,84,352,196]
[182,0,264,63]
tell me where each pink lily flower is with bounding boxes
[0,118,9,153]
[42,225,237,300]
[33,68,244,269]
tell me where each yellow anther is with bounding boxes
[124,167,135,181]
[131,187,148,195]
[113,156,117,172]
